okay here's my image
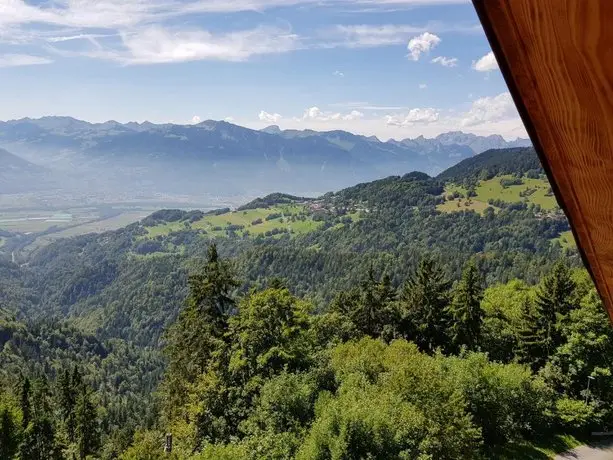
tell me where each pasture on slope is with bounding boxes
[144,204,333,239]
[438,174,558,214]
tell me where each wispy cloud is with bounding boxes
[48,25,300,64]
[385,108,439,126]
[327,24,426,48]
[302,106,364,122]
[0,1,477,64]
[0,54,53,68]
[431,56,458,67]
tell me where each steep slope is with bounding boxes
[17,148,575,350]
[0,147,52,192]
[437,147,542,183]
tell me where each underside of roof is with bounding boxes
[472,0,613,321]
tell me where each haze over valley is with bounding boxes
[0,115,529,254]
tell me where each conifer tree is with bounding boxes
[19,416,61,460]
[330,268,397,339]
[447,260,484,351]
[20,377,31,430]
[75,386,100,460]
[399,256,451,353]
[515,298,546,368]
[18,376,62,460]
[0,407,19,459]
[535,260,576,355]
[58,368,77,443]
[163,243,240,411]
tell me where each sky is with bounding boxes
[0,0,528,140]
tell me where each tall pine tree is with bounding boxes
[20,377,31,430]
[535,260,576,356]
[58,368,77,443]
[331,267,397,339]
[19,377,62,460]
[162,243,240,414]
[399,257,451,353]
[75,386,100,460]
[515,298,547,368]
[0,407,19,459]
[447,260,484,351]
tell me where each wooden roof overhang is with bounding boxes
[473,0,613,321]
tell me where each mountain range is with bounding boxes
[0,116,531,203]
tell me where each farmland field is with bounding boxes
[554,230,577,249]
[438,175,558,215]
[0,207,162,256]
[475,176,557,210]
[437,199,492,215]
[146,204,326,239]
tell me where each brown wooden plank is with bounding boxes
[472,0,613,321]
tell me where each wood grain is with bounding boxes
[473,0,613,322]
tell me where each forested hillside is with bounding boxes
[1,146,607,459]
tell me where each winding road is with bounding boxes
[555,442,613,460]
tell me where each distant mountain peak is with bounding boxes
[261,125,282,134]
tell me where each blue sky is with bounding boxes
[0,0,527,140]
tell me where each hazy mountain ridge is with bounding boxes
[0,147,55,193]
[0,116,531,206]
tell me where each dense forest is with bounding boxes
[1,147,608,459]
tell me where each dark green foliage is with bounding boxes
[447,260,484,351]
[437,147,542,183]
[0,407,19,459]
[516,298,546,367]
[75,386,100,459]
[19,416,62,460]
[162,244,240,415]
[20,378,31,430]
[0,157,602,458]
[399,257,451,353]
[238,193,313,211]
[329,268,397,339]
[533,261,577,363]
[500,177,524,188]
[58,368,79,443]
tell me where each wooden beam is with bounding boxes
[473,0,613,321]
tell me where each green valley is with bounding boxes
[0,147,606,460]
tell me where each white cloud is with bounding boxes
[460,92,516,126]
[431,56,458,67]
[0,54,53,67]
[407,32,440,61]
[473,51,498,72]
[0,1,479,64]
[247,94,525,142]
[304,107,332,121]
[343,110,365,120]
[259,110,282,123]
[386,108,439,126]
[224,116,235,122]
[419,83,427,89]
[302,106,365,122]
[329,24,426,48]
[320,22,479,49]
[333,70,344,77]
[114,26,299,64]
[191,115,201,124]
[0,1,473,32]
